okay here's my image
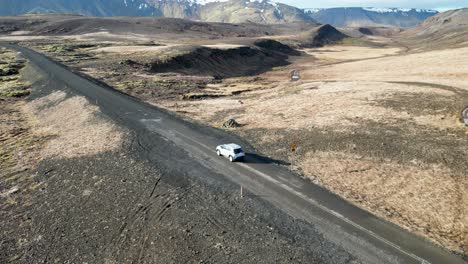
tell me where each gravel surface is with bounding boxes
[1,141,360,264]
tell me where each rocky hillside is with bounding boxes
[0,0,206,18]
[282,24,348,48]
[402,8,468,48]
[198,0,313,24]
[407,8,468,35]
[305,7,438,28]
[0,0,315,24]
[0,0,156,17]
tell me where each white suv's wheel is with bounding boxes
[217,150,221,156]
[229,156,234,162]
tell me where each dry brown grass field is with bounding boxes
[156,44,468,254]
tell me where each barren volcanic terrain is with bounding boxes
[1,12,467,263]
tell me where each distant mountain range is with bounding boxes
[306,7,438,27]
[0,0,439,27]
[0,0,314,24]
[198,0,312,24]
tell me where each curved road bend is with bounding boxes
[4,43,466,264]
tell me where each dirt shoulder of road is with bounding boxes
[1,49,126,184]
[1,49,46,204]
[0,47,30,97]
[0,48,124,261]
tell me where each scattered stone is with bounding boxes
[119,59,138,66]
[222,119,241,128]
[0,186,19,197]
[0,67,19,76]
[214,243,223,249]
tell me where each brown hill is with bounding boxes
[198,0,315,24]
[402,8,468,49]
[283,24,348,48]
[0,15,287,38]
[0,15,322,40]
[149,45,291,78]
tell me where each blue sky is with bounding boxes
[277,0,467,11]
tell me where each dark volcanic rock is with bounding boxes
[222,119,241,128]
[0,67,19,76]
[358,27,374,35]
[254,39,301,56]
[150,46,290,78]
[119,59,138,66]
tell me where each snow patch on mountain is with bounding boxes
[303,8,323,14]
[189,0,281,6]
[362,7,438,13]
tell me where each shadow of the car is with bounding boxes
[242,153,291,166]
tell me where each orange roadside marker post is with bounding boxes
[291,143,297,152]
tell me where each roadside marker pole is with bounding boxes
[240,185,243,199]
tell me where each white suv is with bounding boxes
[216,144,245,162]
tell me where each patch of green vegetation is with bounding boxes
[0,76,29,97]
[114,80,147,91]
[0,148,14,169]
[0,132,51,183]
[0,89,30,98]
[0,47,10,54]
[40,43,110,55]
[0,79,24,89]
[0,47,29,97]
[0,75,20,82]
[42,44,72,53]
[17,134,49,149]
[4,173,22,183]
[0,56,29,97]
[134,42,163,47]
[156,51,186,62]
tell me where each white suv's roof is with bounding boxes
[225,143,242,149]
